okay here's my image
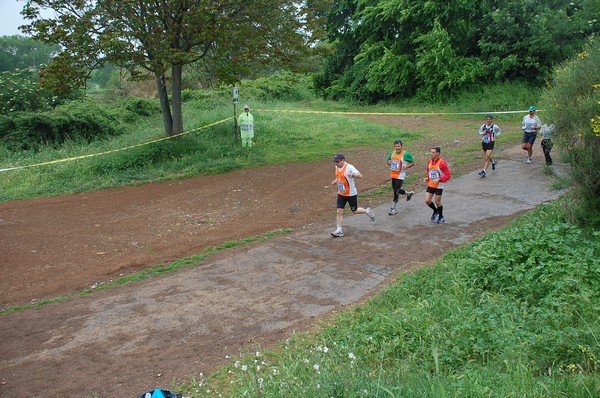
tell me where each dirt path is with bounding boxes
[0,115,566,397]
[0,115,482,308]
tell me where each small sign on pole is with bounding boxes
[233,86,239,142]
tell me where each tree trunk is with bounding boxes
[171,64,184,136]
[156,73,174,136]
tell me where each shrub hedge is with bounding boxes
[0,97,160,151]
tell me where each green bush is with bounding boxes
[118,97,161,121]
[181,86,230,108]
[237,71,314,102]
[181,72,314,108]
[541,37,600,227]
[0,97,160,151]
[0,69,65,114]
[0,107,116,151]
[448,210,600,374]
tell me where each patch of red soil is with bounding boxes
[0,115,483,308]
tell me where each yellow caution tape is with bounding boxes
[1,108,537,173]
[0,117,232,173]
[254,109,536,116]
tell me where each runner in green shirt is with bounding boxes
[386,139,415,215]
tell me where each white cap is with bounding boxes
[243,104,249,109]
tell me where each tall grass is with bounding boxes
[180,200,599,397]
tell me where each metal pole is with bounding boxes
[233,86,239,143]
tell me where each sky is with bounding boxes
[0,0,54,37]
[0,1,29,36]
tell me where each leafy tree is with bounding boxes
[315,0,482,101]
[0,35,59,72]
[316,0,600,101]
[414,20,483,99]
[0,35,77,114]
[478,0,599,83]
[21,0,321,136]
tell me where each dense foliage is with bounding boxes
[0,36,78,114]
[542,37,600,227]
[0,98,159,151]
[314,0,600,102]
[0,35,59,72]
[0,68,66,114]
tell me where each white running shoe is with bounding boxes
[330,228,344,237]
[389,208,398,215]
[526,157,532,164]
[366,208,375,221]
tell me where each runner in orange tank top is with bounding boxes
[330,153,375,237]
[424,146,451,224]
[386,139,415,215]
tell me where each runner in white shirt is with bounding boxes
[330,153,375,237]
[522,105,542,164]
[478,114,501,177]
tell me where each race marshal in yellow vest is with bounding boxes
[238,104,254,147]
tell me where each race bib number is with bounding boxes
[390,160,400,171]
[429,170,440,180]
[483,134,491,144]
[337,182,347,193]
